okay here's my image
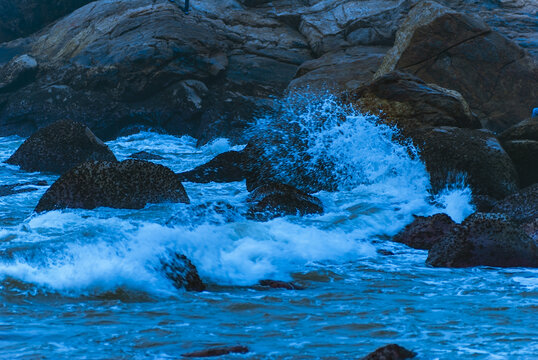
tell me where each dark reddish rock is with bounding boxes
[246,183,323,221]
[128,151,164,161]
[407,127,519,199]
[178,151,248,183]
[361,344,416,360]
[160,253,205,292]
[393,214,456,250]
[182,345,249,358]
[376,1,538,133]
[6,120,117,174]
[258,280,304,290]
[35,160,189,212]
[427,213,538,268]
[348,71,480,132]
[491,184,538,224]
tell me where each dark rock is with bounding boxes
[182,345,249,358]
[6,119,117,174]
[348,71,480,132]
[246,183,323,221]
[376,1,538,133]
[500,118,538,142]
[471,195,497,213]
[0,182,44,197]
[160,252,205,292]
[377,249,395,256]
[491,184,538,224]
[393,214,456,250]
[128,151,164,161]
[258,280,304,290]
[35,160,189,212]
[361,344,417,360]
[407,127,519,199]
[178,151,247,183]
[0,54,37,92]
[427,212,538,268]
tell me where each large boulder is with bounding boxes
[376,0,538,133]
[408,126,519,199]
[490,184,538,225]
[35,160,189,212]
[246,183,323,221]
[392,213,456,250]
[159,252,205,292]
[499,118,538,187]
[347,71,480,132]
[6,119,117,174]
[427,213,538,268]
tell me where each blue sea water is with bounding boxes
[0,99,536,359]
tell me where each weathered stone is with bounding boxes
[490,184,538,224]
[427,212,538,268]
[35,160,189,212]
[6,119,117,174]
[178,151,248,183]
[160,252,205,292]
[347,71,480,132]
[408,127,519,199]
[361,344,417,360]
[376,0,538,133]
[0,54,37,92]
[393,214,456,250]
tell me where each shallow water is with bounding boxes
[0,107,537,359]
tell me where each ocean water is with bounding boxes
[0,99,536,359]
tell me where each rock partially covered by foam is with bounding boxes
[160,252,205,292]
[6,120,117,174]
[35,160,189,212]
[407,127,519,199]
[361,344,416,360]
[393,213,456,250]
[247,183,323,221]
[427,213,538,268]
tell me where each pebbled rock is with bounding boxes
[247,183,323,221]
[182,345,249,358]
[178,151,248,183]
[6,119,117,174]
[393,213,456,250]
[160,252,205,292]
[348,71,480,132]
[361,344,417,360]
[35,160,189,212]
[0,54,37,92]
[427,212,538,268]
[490,184,538,224]
[376,0,538,133]
[407,126,519,199]
[128,151,164,161]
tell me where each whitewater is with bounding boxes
[0,98,536,359]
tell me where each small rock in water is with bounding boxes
[160,252,205,292]
[377,249,395,256]
[128,151,164,161]
[177,151,248,183]
[6,119,117,174]
[246,183,323,221]
[393,214,456,250]
[182,345,249,358]
[0,181,49,197]
[258,280,304,290]
[361,344,416,360]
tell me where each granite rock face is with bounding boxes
[35,160,189,212]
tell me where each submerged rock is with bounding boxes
[348,71,480,132]
[160,252,205,292]
[427,213,538,268]
[408,126,519,199]
[177,151,248,183]
[35,160,189,212]
[246,183,323,221]
[166,201,242,227]
[0,181,47,197]
[393,214,456,250]
[361,344,416,360]
[376,0,538,133]
[182,345,249,358]
[6,120,117,174]
[258,280,304,290]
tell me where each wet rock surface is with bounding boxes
[427,213,538,268]
[258,279,304,290]
[361,344,417,360]
[490,184,538,224]
[6,120,117,174]
[160,252,205,292]
[0,181,47,197]
[35,160,189,212]
[393,213,456,250]
[178,151,248,183]
[182,345,249,358]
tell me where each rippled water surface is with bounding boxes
[0,105,537,359]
